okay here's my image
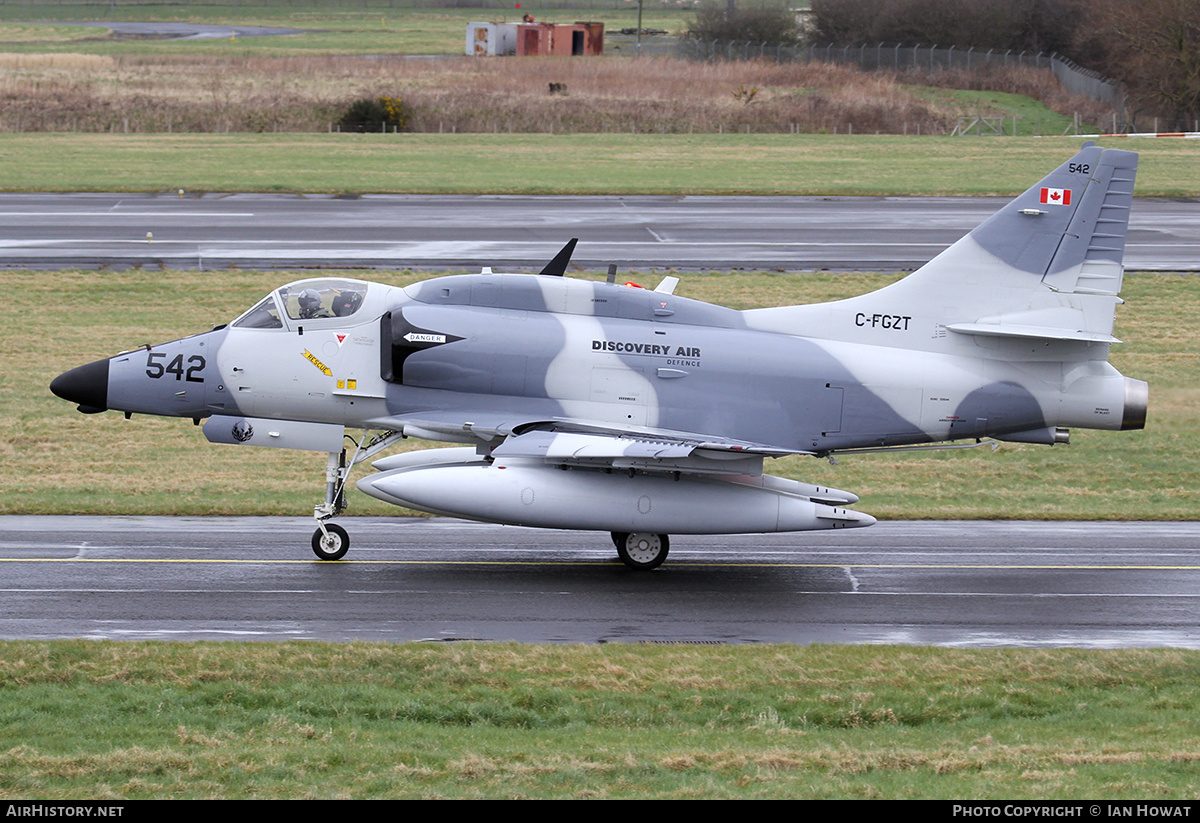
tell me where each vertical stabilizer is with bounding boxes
[743,144,1140,348]
[968,142,1137,296]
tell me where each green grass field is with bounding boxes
[0,7,693,57]
[2,641,1199,799]
[0,134,1196,195]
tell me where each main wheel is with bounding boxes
[614,532,669,571]
[311,523,350,561]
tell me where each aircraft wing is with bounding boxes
[379,411,810,477]
[490,427,807,478]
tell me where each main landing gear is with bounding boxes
[611,531,670,571]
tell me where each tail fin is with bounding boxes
[745,144,1139,349]
[969,141,1137,296]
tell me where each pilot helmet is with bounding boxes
[297,288,323,316]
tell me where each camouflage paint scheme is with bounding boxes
[51,144,1148,568]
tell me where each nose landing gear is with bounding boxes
[309,429,404,560]
[312,522,350,561]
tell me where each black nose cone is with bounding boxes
[50,359,109,413]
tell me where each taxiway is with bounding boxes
[0,193,1195,271]
[3,516,1198,647]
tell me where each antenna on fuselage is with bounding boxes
[538,238,579,276]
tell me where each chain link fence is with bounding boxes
[679,39,1126,124]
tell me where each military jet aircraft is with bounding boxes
[51,143,1147,569]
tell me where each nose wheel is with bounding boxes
[312,523,350,561]
[612,531,669,570]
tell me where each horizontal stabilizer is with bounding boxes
[946,323,1119,344]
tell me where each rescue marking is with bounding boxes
[302,350,332,376]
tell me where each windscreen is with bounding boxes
[232,294,283,329]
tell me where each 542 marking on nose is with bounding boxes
[146,351,205,382]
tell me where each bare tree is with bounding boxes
[810,0,1085,52]
[689,1,802,45]
[1082,0,1200,126]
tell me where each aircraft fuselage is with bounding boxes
[59,271,1143,457]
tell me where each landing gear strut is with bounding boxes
[612,531,670,570]
[310,429,404,560]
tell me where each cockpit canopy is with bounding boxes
[233,278,370,330]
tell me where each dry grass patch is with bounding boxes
[0,53,1078,135]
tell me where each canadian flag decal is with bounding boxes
[1040,187,1072,206]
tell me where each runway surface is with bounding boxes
[0,193,1195,272]
[3,516,1198,647]
[48,22,314,40]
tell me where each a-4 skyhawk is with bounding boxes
[51,143,1147,569]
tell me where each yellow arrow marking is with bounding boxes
[302,349,331,376]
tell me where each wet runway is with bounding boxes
[0,193,1195,272]
[46,21,314,40]
[3,516,1198,647]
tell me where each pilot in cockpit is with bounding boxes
[297,288,332,319]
